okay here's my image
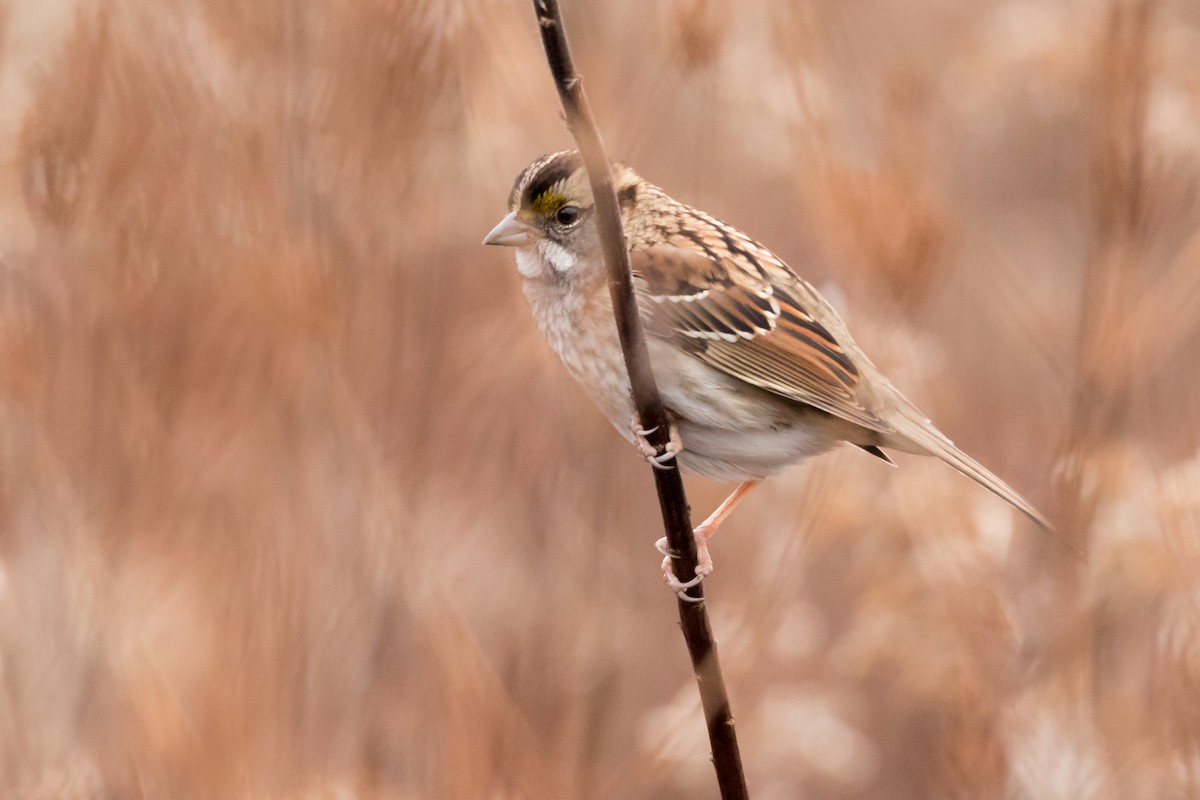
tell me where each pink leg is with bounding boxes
[658,479,761,595]
[695,479,761,541]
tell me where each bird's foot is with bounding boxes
[656,531,713,602]
[630,413,682,470]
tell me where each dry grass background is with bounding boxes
[0,0,1198,797]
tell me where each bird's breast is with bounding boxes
[522,276,635,430]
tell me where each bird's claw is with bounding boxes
[647,450,678,470]
[658,533,714,600]
[631,413,683,470]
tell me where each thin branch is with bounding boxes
[530,2,749,797]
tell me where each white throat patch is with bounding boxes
[538,237,577,274]
[515,238,577,280]
[514,248,545,280]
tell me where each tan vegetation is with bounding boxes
[0,0,1198,797]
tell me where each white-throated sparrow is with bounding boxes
[485,151,1050,591]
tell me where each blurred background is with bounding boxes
[0,0,1198,797]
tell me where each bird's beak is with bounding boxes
[483,211,535,248]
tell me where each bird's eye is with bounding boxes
[555,205,581,226]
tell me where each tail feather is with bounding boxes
[916,430,1051,531]
[856,443,895,465]
[881,399,1054,532]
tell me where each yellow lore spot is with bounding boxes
[531,190,566,216]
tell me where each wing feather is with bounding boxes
[631,238,891,433]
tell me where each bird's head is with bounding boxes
[484,150,639,282]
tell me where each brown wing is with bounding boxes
[631,238,892,434]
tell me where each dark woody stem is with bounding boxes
[530,2,749,798]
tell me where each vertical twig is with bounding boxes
[530,2,749,797]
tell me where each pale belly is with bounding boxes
[523,276,852,482]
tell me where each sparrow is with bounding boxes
[484,150,1051,593]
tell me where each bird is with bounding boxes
[484,150,1051,593]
